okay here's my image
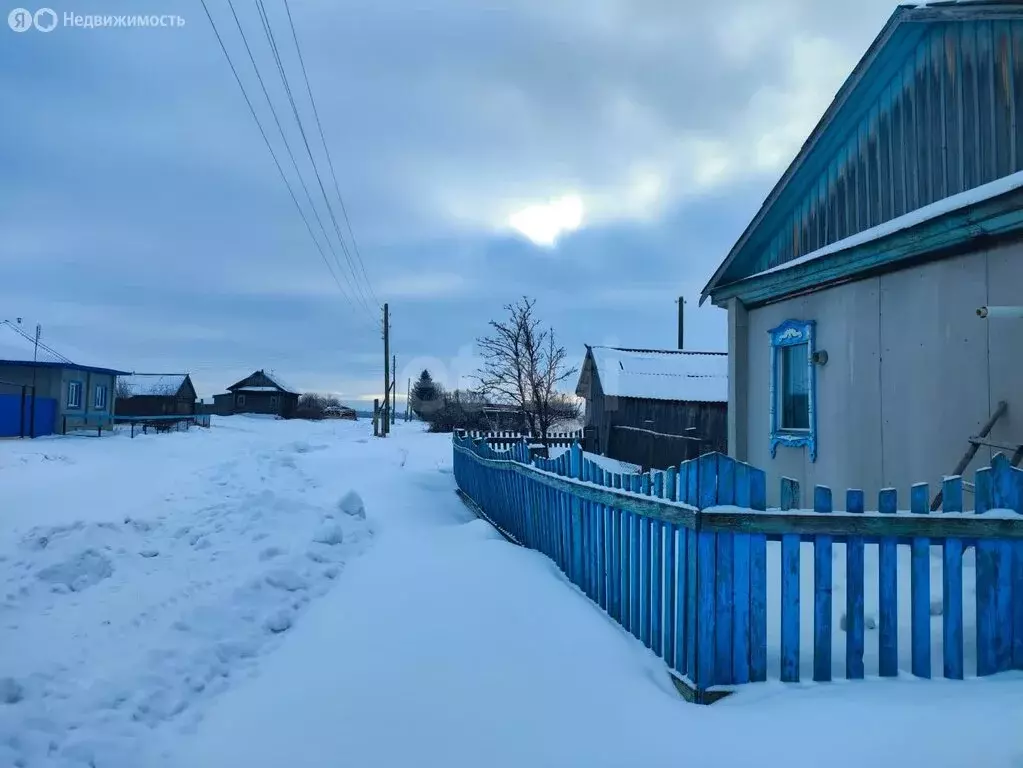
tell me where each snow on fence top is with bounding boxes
[589,346,727,403]
[118,374,187,397]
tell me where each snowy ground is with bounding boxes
[3,418,1023,767]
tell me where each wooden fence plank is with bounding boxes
[813,485,833,683]
[732,462,752,685]
[749,468,768,683]
[612,474,622,623]
[570,446,584,590]
[686,519,699,680]
[639,474,652,648]
[631,475,643,639]
[878,488,899,678]
[780,477,801,683]
[989,455,1014,673]
[715,456,735,685]
[941,476,964,680]
[652,472,665,657]
[664,466,678,670]
[846,489,866,680]
[697,528,717,694]
[910,483,931,678]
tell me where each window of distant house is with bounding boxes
[768,320,817,462]
[93,384,108,410]
[67,380,82,409]
[270,395,279,409]
[237,394,246,406]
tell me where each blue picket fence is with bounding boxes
[452,434,1023,703]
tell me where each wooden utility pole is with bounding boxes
[382,303,390,436]
[391,354,397,426]
[373,398,380,437]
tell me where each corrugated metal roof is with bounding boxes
[702,2,1023,305]
[118,374,188,397]
[586,347,728,403]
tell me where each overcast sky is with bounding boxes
[1,0,901,403]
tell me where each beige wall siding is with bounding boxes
[736,242,1023,507]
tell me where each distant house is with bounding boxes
[700,2,1023,503]
[0,321,128,437]
[481,403,527,433]
[114,374,198,418]
[575,345,728,470]
[211,370,300,418]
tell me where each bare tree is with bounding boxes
[476,297,576,452]
[115,379,133,400]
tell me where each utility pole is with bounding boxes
[391,354,397,426]
[30,322,40,439]
[405,377,411,422]
[676,297,685,350]
[382,303,390,437]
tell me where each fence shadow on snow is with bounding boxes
[452,434,1023,704]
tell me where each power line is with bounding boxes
[1,320,73,364]
[282,0,379,308]
[198,0,375,330]
[224,0,376,325]
[252,0,377,318]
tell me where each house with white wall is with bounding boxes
[701,1,1023,504]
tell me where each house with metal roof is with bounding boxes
[575,345,728,470]
[210,369,301,418]
[0,320,129,437]
[701,1,1023,503]
[114,374,198,418]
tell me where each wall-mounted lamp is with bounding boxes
[978,306,1023,319]
[811,350,829,366]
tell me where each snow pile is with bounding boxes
[0,417,376,768]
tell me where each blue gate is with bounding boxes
[0,394,58,437]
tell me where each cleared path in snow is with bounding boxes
[174,426,1023,768]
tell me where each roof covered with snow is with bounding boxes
[701,0,1023,304]
[226,370,300,395]
[745,168,1023,282]
[118,374,189,397]
[577,346,728,403]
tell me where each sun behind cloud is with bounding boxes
[507,194,584,247]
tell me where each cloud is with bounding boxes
[0,0,902,399]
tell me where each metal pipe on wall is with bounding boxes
[977,306,1023,319]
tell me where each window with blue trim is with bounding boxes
[768,319,817,462]
[67,380,83,409]
[94,384,108,410]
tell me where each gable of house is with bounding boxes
[702,2,1023,306]
[226,370,299,395]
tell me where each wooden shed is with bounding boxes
[114,374,198,417]
[575,346,728,470]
